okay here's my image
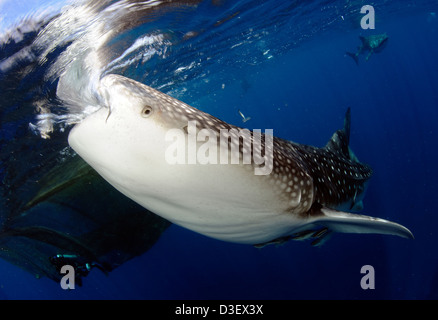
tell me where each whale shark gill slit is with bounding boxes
[68,74,413,246]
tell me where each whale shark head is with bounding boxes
[68,74,413,246]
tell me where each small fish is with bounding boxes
[238,110,251,123]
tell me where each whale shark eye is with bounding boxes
[141,105,153,118]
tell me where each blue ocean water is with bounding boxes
[0,0,437,300]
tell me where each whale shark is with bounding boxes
[347,33,389,65]
[68,74,413,246]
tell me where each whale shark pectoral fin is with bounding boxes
[313,206,414,240]
[290,206,414,246]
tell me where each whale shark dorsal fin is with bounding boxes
[324,108,351,159]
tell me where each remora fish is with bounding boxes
[347,33,389,65]
[68,74,413,246]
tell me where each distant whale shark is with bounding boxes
[68,74,413,247]
[347,33,389,65]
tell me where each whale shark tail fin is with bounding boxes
[346,51,359,65]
